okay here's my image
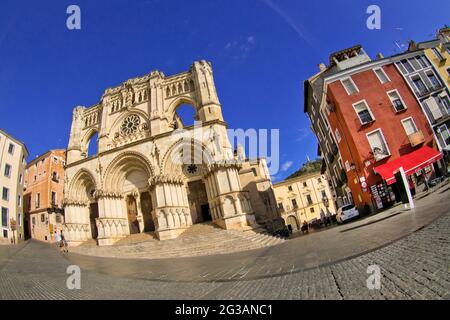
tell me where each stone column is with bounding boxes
[204,162,258,231]
[149,174,192,240]
[95,190,129,246]
[62,199,91,247]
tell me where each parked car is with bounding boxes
[336,204,360,224]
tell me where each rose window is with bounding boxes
[120,115,141,136]
[186,164,198,175]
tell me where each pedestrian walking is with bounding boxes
[320,208,326,227]
[54,230,61,249]
[60,231,68,253]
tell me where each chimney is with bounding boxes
[376,53,384,60]
[318,63,327,71]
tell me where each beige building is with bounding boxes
[23,150,66,242]
[273,171,336,232]
[64,61,279,246]
[238,157,284,232]
[0,129,28,244]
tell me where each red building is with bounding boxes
[306,46,442,212]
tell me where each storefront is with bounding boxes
[372,146,443,206]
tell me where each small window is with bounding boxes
[1,207,8,227]
[387,90,407,112]
[251,168,257,177]
[402,118,418,136]
[335,128,342,143]
[51,192,57,206]
[288,186,293,192]
[432,48,445,61]
[18,195,21,207]
[321,190,327,198]
[35,193,41,209]
[56,214,62,223]
[341,78,358,95]
[303,182,307,187]
[4,164,11,178]
[353,100,375,125]
[8,143,15,155]
[374,68,389,84]
[401,59,414,73]
[415,55,429,68]
[426,71,441,89]
[412,75,427,94]
[2,187,9,201]
[40,214,45,223]
[310,207,315,213]
[367,129,390,161]
[306,194,313,205]
[291,199,298,209]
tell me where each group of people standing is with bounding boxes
[54,230,68,253]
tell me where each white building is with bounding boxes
[0,129,28,244]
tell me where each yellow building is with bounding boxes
[414,26,450,87]
[273,171,336,232]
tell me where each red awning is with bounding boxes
[373,146,443,185]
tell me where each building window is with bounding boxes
[367,129,390,161]
[415,55,429,68]
[1,207,8,227]
[437,125,450,147]
[374,68,390,84]
[291,199,298,209]
[387,90,407,112]
[35,193,41,209]
[306,194,313,206]
[40,214,45,223]
[401,117,418,136]
[353,100,375,125]
[8,143,15,155]
[51,192,57,206]
[335,128,342,143]
[424,97,444,122]
[2,188,9,201]
[4,164,11,178]
[288,186,293,192]
[18,195,21,207]
[303,182,307,187]
[52,171,58,181]
[401,59,414,73]
[19,174,23,184]
[341,77,358,95]
[310,207,315,213]
[432,48,445,61]
[426,71,441,89]
[56,214,62,224]
[412,75,427,95]
[317,177,322,183]
[251,168,257,177]
[321,190,327,199]
[34,175,37,182]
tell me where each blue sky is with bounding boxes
[0,0,449,181]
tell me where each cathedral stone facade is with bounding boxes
[63,61,268,246]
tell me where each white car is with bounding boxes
[336,204,359,224]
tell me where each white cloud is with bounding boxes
[224,36,257,60]
[282,161,293,172]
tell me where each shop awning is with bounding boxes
[373,146,443,185]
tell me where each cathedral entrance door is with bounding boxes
[140,192,155,232]
[89,203,99,239]
[126,195,140,234]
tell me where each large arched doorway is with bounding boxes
[286,215,299,232]
[103,152,155,236]
[126,195,140,234]
[68,170,99,241]
[140,192,155,232]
